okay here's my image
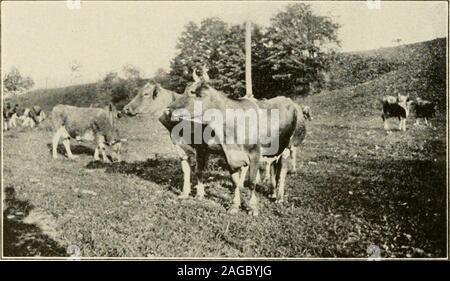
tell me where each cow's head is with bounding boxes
[165,66,221,124]
[123,81,170,117]
[397,93,413,117]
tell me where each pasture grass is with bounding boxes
[2,104,446,258]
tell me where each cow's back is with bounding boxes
[256,96,306,156]
[52,105,106,138]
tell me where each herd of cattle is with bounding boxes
[2,67,438,216]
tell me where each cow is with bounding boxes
[381,94,413,131]
[123,80,236,201]
[257,104,311,183]
[3,103,18,131]
[411,98,437,127]
[17,106,47,128]
[160,66,306,216]
[51,104,124,162]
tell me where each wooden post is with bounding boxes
[245,20,253,98]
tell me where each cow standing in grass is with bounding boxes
[257,104,310,183]
[17,105,47,128]
[161,67,306,215]
[51,104,124,162]
[411,97,437,127]
[123,81,224,201]
[381,94,413,131]
[3,103,18,131]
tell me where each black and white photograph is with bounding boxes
[1,0,448,260]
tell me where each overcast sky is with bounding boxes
[2,1,447,89]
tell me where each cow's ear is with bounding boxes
[152,84,159,99]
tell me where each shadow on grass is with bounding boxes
[46,143,95,157]
[290,156,447,257]
[3,186,67,257]
[84,156,246,198]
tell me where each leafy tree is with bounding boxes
[169,4,340,97]
[264,3,340,95]
[3,67,35,94]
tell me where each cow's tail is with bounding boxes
[291,103,307,146]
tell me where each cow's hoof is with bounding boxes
[195,194,205,201]
[269,193,277,199]
[68,155,79,160]
[275,199,284,204]
[227,207,239,215]
[248,209,259,217]
[178,193,190,200]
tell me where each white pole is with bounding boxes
[245,20,253,98]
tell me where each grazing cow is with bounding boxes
[161,66,306,216]
[51,104,124,162]
[411,98,437,127]
[18,106,47,128]
[381,94,413,131]
[3,103,18,131]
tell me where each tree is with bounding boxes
[3,67,35,94]
[169,18,229,93]
[265,3,340,95]
[169,5,340,97]
[122,64,142,81]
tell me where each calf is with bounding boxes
[51,104,124,162]
[412,98,437,127]
[381,94,412,131]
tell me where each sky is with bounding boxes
[2,1,448,89]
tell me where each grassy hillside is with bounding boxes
[307,38,447,117]
[7,83,110,112]
[3,38,447,258]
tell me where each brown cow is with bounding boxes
[161,66,306,215]
[51,104,124,162]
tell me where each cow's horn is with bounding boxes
[192,68,200,82]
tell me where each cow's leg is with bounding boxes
[269,160,278,199]
[57,127,76,159]
[255,169,261,185]
[52,126,69,159]
[247,154,261,217]
[95,136,109,163]
[194,150,208,200]
[4,120,8,131]
[276,149,291,203]
[383,116,389,130]
[99,142,108,163]
[402,118,407,131]
[290,146,297,172]
[228,171,242,214]
[175,146,191,199]
[263,159,271,183]
[424,117,429,127]
[94,146,100,161]
[240,165,249,187]
[414,119,420,126]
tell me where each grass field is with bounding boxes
[3,38,447,258]
[3,96,446,258]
